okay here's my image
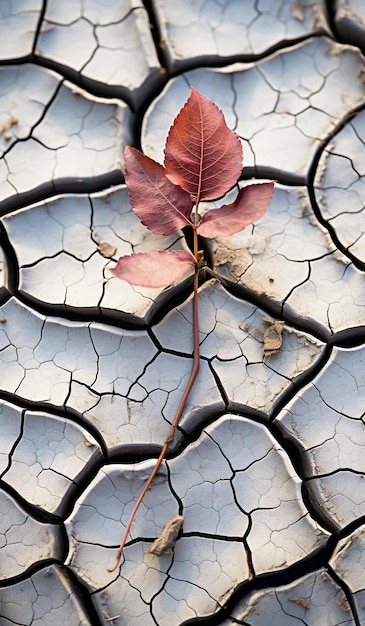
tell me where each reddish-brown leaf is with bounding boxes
[110,250,196,288]
[164,88,243,202]
[197,182,275,238]
[124,147,192,235]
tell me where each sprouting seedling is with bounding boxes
[108,87,275,571]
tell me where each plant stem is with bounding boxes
[108,230,200,573]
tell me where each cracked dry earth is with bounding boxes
[0,1,365,625]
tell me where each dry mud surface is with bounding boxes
[0,1,364,625]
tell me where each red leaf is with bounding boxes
[124,147,192,235]
[197,182,275,238]
[164,88,243,202]
[110,250,196,288]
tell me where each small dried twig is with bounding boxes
[146,514,184,556]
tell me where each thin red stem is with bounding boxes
[108,231,200,572]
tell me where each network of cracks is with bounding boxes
[0,1,364,625]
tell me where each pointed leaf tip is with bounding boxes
[110,249,196,288]
[164,88,243,201]
[197,181,275,238]
[124,146,192,236]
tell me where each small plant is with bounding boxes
[108,87,274,571]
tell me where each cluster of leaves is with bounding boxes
[108,88,274,571]
[111,87,274,287]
